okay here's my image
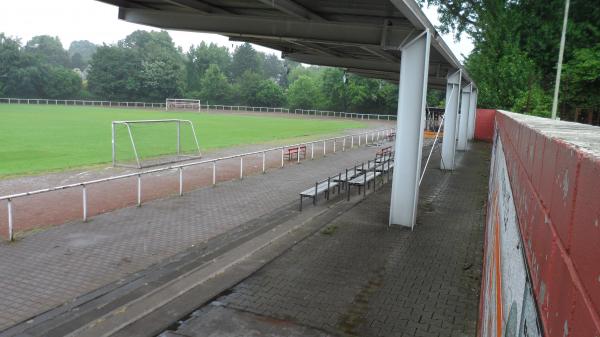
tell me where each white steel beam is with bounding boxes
[284,53,400,72]
[457,83,472,151]
[389,30,431,229]
[118,8,412,47]
[256,0,325,21]
[467,88,478,140]
[440,70,461,170]
[164,0,232,14]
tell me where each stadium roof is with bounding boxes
[97,0,473,89]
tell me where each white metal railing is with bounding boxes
[0,98,397,120]
[206,104,289,114]
[0,97,166,109]
[292,109,397,121]
[0,127,395,241]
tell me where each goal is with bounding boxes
[165,98,201,111]
[112,119,202,168]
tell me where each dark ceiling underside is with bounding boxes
[98,0,471,89]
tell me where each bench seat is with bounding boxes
[348,171,382,186]
[300,180,339,197]
[334,169,361,182]
[359,162,394,172]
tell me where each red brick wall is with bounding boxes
[475,109,496,142]
[495,111,600,336]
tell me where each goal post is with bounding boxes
[165,98,201,111]
[112,119,202,168]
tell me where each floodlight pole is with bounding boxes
[551,0,570,120]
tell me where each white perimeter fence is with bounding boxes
[0,97,397,120]
[1,127,395,241]
[0,97,166,109]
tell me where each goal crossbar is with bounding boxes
[165,98,201,111]
[112,119,202,168]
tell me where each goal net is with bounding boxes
[112,119,202,168]
[165,98,201,111]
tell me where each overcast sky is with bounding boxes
[0,0,473,60]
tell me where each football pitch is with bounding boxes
[0,104,364,177]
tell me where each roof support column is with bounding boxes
[457,83,472,151]
[467,88,478,140]
[440,70,461,170]
[389,30,431,229]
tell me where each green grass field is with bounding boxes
[0,104,364,177]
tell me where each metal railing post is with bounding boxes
[7,199,13,241]
[240,157,243,179]
[343,137,346,151]
[323,141,326,156]
[179,167,183,196]
[111,122,116,167]
[177,120,181,155]
[297,146,301,163]
[351,136,354,149]
[262,151,266,173]
[137,175,142,207]
[311,143,314,159]
[333,139,336,153]
[212,161,217,185]
[281,148,284,168]
[82,185,87,222]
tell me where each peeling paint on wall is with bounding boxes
[480,129,542,337]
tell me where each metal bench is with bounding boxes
[375,151,394,164]
[299,173,341,211]
[360,159,394,173]
[334,164,363,188]
[376,146,392,156]
[347,160,386,200]
[286,145,307,161]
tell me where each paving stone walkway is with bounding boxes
[0,141,396,332]
[169,143,490,337]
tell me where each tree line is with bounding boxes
[0,31,399,114]
[423,0,599,119]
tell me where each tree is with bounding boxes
[0,34,29,96]
[261,53,285,82]
[138,57,185,101]
[24,35,70,67]
[423,0,600,117]
[87,46,142,100]
[40,65,82,98]
[88,31,185,101]
[286,75,325,109]
[236,70,263,105]
[427,89,445,107]
[121,31,186,100]
[185,42,231,92]
[345,75,381,113]
[68,40,97,67]
[320,68,350,111]
[231,43,261,80]
[1,34,81,98]
[561,45,600,109]
[199,64,233,104]
[255,79,285,107]
[70,53,86,69]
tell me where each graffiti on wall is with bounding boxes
[480,130,542,337]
